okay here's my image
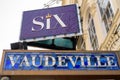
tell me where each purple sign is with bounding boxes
[20,4,82,41]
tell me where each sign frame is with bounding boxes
[1,50,120,76]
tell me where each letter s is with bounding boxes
[32,16,44,31]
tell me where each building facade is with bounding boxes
[0,0,120,80]
[76,0,120,51]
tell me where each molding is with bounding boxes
[89,0,97,17]
[81,0,97,17]
[100,9,120,50]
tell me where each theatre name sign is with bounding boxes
[1,50,120,72]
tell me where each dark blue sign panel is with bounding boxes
[4,52,119,70]
[20,4,82,42]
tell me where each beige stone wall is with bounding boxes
[62,0,77,5]
[110,0,120,13]
[76,0,120,50]
[100,10,120,50]
[77,0,107,50]
[100,0,120,50]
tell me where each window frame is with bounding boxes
[88,14,99,50]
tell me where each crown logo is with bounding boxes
[46,13,52,19]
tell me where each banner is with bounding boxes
[3,51,119,70]
[20,4,82,42]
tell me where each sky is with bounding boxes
[0,0,61,63]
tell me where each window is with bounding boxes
[97,0,109,15]
[103,2,113,32]
[98,0,114,32]
[103,15,109,32]
[88,14,99,50]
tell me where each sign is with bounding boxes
[20,4,82,42]
[3,51,119,70]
